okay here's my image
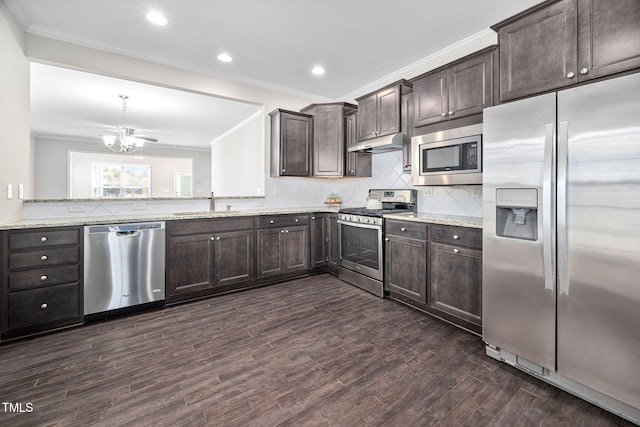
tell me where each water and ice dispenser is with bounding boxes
[495,188,538,241]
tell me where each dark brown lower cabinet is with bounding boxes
[384,220,429,304]
[385,234,428,304]
[429,242,482,329]
[257,223,309,279]
[166,218,255,303]
[326,214,339,273]
[384,220,483,334]
[310,214,327,270]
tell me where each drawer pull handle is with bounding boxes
[41,255,49,261]
[40,236,48,242]
[40,275,48,281]
[453,249,460,254]
[41,303,48,309]
[453,235,460,240]
[400,227,407,232]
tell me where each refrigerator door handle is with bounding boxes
[542,123,556,292]
[557,121,569,295]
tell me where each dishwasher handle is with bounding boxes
[116,230,140,237]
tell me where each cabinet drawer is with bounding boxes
[385,220,428,241]
[8,265,80,292]
[9,246,80,271]
[9,228,80,250]
[8,283,81,330]
[169,217,253,236]
[257,214,310,229]
[430,225,481,249]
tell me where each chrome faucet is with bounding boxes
[209,191,215,212]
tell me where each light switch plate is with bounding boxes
[6,184,12,200]
[18,184,24,199]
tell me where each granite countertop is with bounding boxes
[384,212,483,229]
[0,206,341,230]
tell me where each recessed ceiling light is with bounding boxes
[217,53,233,63]
[146,11,168,26]
[312,66,325,76]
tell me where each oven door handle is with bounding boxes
[337,220,382,230]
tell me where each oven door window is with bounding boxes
[340,223,381,270]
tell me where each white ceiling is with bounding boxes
[7,0,542,148]
[30,63,262,149]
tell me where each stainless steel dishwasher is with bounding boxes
[84,222,165,316]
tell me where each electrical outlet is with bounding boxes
[468,186,481,198]
[68,204,85,213]
[18,184,24,199]
[6,184,12,200]
[133,203,147,210]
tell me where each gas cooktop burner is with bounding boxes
[339,207,414,217]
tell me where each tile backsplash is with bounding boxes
[23,151,482,219]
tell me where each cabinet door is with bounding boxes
[281,112,312,176]
[413,70,448,127]
[345,112,372,177]
[578,0,640,82]
[327,214,339,272]
[401,92,414,173]
[385,235,427,304]
[430,242,482,327]
[377,86,401,137]
[498,0,578,101]
[310,215,327,269]
[167,234,215,298]
[357,93,378,141]
[214,230,254,287]
[284,226,310,273]
[257,228,284,278]
[448,52,493,118]
[313,106,344,177]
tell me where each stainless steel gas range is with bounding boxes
[338,189,417,297]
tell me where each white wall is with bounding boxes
[34,137,210,199]
[211,112,264,198]
[0,2,30,223]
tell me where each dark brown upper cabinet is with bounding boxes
[494,0,640,102]
[401,90,414,173]
[412,46,496,128]
[269,109,313,177]
[344,111,372,177]
[355,80,412,142]
[300,102,357,177]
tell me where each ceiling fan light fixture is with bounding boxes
[146,11,168,26]
[102,135,116,147]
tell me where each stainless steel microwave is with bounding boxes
[411,123,483,186]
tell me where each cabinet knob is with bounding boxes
[350,170,355,174]
[580,67,589,75]
[285,230,289,233]
[216,236,220,241]
[400,227,407,232]
[40,303,48,310]
[270,220,274,224]
[448,111,454,116]
[282,169,286,173]
[281,230,285,233]
[40,236,48,242]
[385,237,390,241]
[566,71,575,79]
[40,275,48,281]
[311,216,315,220]
[441,113,447,117]
[295,218,299,222]
[453,248,460,254]
[453,234,460,240]
[41,255,48,261]
[210,236,215,240]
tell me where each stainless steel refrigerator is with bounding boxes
[482,72,640,423]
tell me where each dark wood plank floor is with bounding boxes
[0,274,635,426]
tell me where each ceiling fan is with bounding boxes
[102,95,158,153]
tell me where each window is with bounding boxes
[92,163,151,198]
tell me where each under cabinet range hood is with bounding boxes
[347,132,404,153]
